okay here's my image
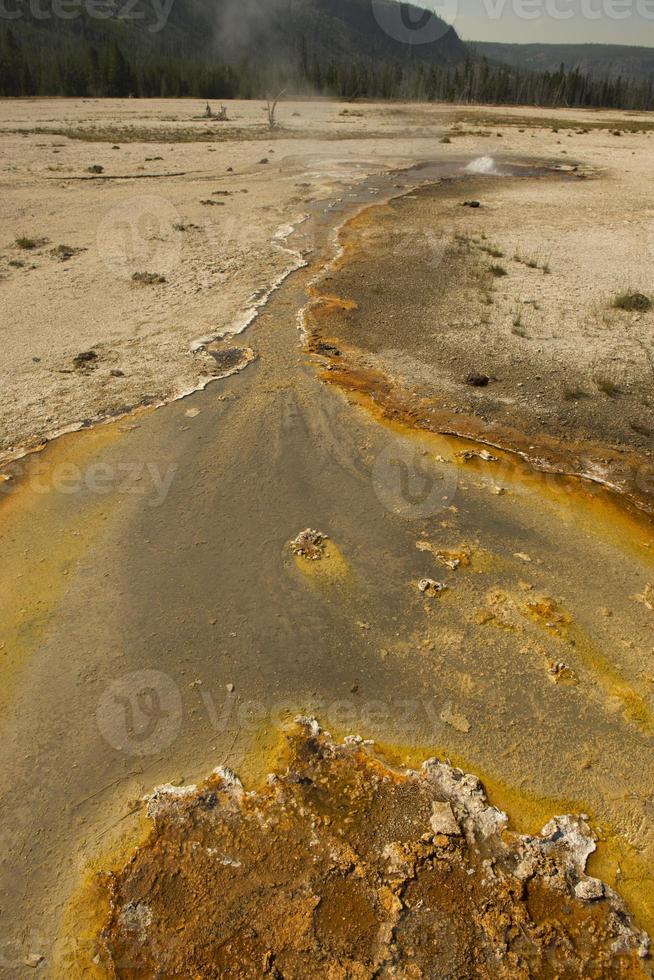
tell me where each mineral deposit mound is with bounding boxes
[100,721,649,978]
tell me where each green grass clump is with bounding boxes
[595,376,621,397]
[15,236,47,250]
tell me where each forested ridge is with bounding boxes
[1,0,653,109]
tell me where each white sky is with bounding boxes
[421,0,654,44]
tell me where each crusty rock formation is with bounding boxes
[100,720,649,978]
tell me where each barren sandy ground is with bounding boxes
[2,98,654,977]
[0,97,653,469]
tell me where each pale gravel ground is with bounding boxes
[0,97,652,462]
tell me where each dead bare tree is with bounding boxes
[266,89,286,131]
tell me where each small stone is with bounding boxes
[440,705,471,733]
[226,683,235,693]
[466,372,489,387]
[291,528,328,560]
[24,954,44,968]
[430,800,461,836]
[418,578,447,597]
[575,878,605,901]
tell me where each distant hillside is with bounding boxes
[2,0,654,108]
[0,0,467,97]
[0,0,465,80]
[472,41,654,83]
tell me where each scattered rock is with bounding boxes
[548,661,577,684]
[440,704,471,733]
[259,158,269,164]
[635,583,654,611]
[291,528,328,560]
[418,578,447,597]
[23,953,44,968]
[465,372,489,387]
[430,800,461,836]
[201,344,255,376]
[110,368,125,378]
[575,878,605,901]
[456,449,498,462]
[314,340,342,357]
[463,200,481,208]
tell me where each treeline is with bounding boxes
[2,25,654,110]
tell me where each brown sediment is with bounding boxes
[98,721,649,978]
[303,189,654,518]
[314,345,654,518]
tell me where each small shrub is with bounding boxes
[595,376,620,397]
[87,164,104,174]
[15,236,48,250]
[131,271,166,285]
[51,244,83,261]
[490,264,508,277]
[563,386,589,401]
[612,290,652,312]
